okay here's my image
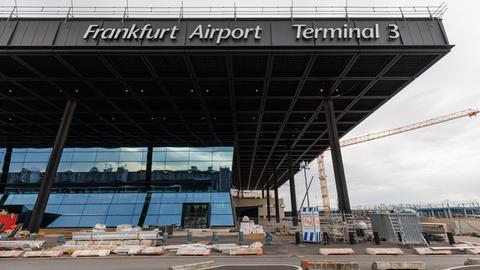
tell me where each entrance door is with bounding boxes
[181,203,210,228]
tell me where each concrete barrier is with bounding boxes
[71,249,110,257]
[301,260,359,270]
[465,258,480,265]
[365,248,404,255]
[466,247,480,255]
[413,247,452,255]
[22,250,64,258]
[319,248,355,255]
[169,261,215,270]
[0,250,24,258]
[371,261,426,270]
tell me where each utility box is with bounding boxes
[371,212,426,245]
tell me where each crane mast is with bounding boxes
[317,108,479,216]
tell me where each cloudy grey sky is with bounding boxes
[11,0,480,209]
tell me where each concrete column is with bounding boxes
[324,98,351,213]
[288,152,300,244]
[28,99,77,233]
[266,184,271,221]
[274,177,280,223]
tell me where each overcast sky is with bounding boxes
[11,0,480,210]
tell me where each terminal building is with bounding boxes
[0,5,451,232]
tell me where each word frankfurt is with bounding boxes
[83,24,263,44]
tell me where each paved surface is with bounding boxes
[0,255,474,270]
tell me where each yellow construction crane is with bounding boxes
[318,108,479,217]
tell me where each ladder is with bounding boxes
[388,213,406,245]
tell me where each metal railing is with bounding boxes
[0,3,447,21]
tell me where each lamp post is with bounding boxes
[299,161,310,208]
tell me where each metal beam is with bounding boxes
[288,152,298,226]
[266,184,271,221]
[324,98,350,213]
[28,99,76,233]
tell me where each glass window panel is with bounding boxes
[161,193,186,203]
[72,151,97,162]
[11,152,26,162]
[186,193,211,202]
[189,161,212,171]
[119,151,144,162]
[211,202,233,215]
[131,215,141,225]
[112,193,139,203]
[135,193,147,203]
[62,194,89,204]
[149,193,162,203]
[57,162,72,172]
[78,215,107,227]
[189,151,212,161]
[210,193,231,202]
[134,204,144,215]
[7,194,37,204]
[152,151,166,162]
[146,203,161,215]
[212,147,234,152]
[212,151,233,161]
[93,162,117,172]
[212,161,232,171]
[83,204,110,215]
[57,204,85,215]
[74,147,97,152]
[166,147,189,152]
[70,162,96,172]
[144,215,158,225]
[157,215,181,225]
[63,148,74,153]
[47,194,64,204]
[120,161,145,172]
[105,215,134,226]
[151,162,165,171]
[23,162,48,172]
[87,193,114,204]
[165,162,188,171]
[96,151,120,162]
[49,216,81,227]
[166,151,189,161]
[210,215,234,226]
[159,203,182,215]
[189,147,213,152]
[46,204,60,213]
[8,162,25,172]
[60,152,73,163]
[13,148,29,153]
[24,152,50,162]
[108,204,135,215]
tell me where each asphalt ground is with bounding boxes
[0,254,476,270]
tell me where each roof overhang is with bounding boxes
[0,18,452,190]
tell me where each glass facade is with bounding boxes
[145,192,234,227]
[7,147,147,184]
[1,146,235,228]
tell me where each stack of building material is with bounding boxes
[71,249,111,257]
[176,245,211,256]
[228,242,263,256]
[22,250,63,258]
[0,240,45,250]
[72,230,158,246]
[211,243,240,254]
[239,216,265,240]
[0,250,24,258]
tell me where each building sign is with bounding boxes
[83,23,400,44]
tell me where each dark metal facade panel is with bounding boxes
[8,21,60,46]
[0,18,450,47]
[0,21,17,46]
[55,20,103,46]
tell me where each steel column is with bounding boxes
[0,146,12,194]
[145,145,153,191]
[266,184,271,221]
[261,188,265,199]
[288,153,298,226]
[28,99,77,233]
[324,98,351,213]
[274,177,280,223]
